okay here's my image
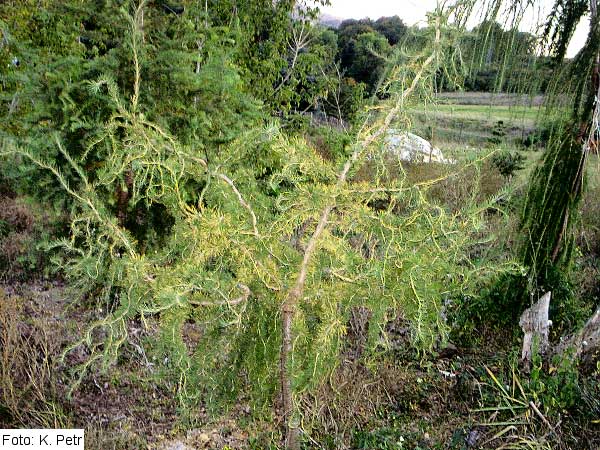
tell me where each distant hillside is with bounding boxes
[319,13,342,28]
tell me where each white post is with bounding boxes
[519,291,551,363]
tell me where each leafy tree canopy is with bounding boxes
[374,15,408,45]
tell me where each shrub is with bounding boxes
[488,120,507,145]
[491,150,526,178]
[305,126,352,161]
[1,6,523,447]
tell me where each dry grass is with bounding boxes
[354,153,507,215]
[298,363,390,447]
[0,289,70,427]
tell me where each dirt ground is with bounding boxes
[1,279,599,449]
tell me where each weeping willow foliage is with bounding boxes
[0,1,522,420]
[520,133,584,293]
[518,0,599,307]
[434,0,600,314]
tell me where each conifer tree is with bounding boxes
[2,2,518,448]
[6,1,600,448]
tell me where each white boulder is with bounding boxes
[384,130,454,164]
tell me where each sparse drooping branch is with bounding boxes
[217,173,260,237]
[1,140,137,258]
[188,283,251,307]
[519,0,600,311]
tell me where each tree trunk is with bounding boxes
[278,20,442,448]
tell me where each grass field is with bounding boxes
[436,92,545,107]
[430,103,541,123]
[411,92,545,146]
[415,91,599,207]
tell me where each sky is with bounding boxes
[321,0,589,58]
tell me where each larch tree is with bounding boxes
[2,1,517,448]
[2,1,599,449]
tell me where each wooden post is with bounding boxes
[519,291,551,364]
